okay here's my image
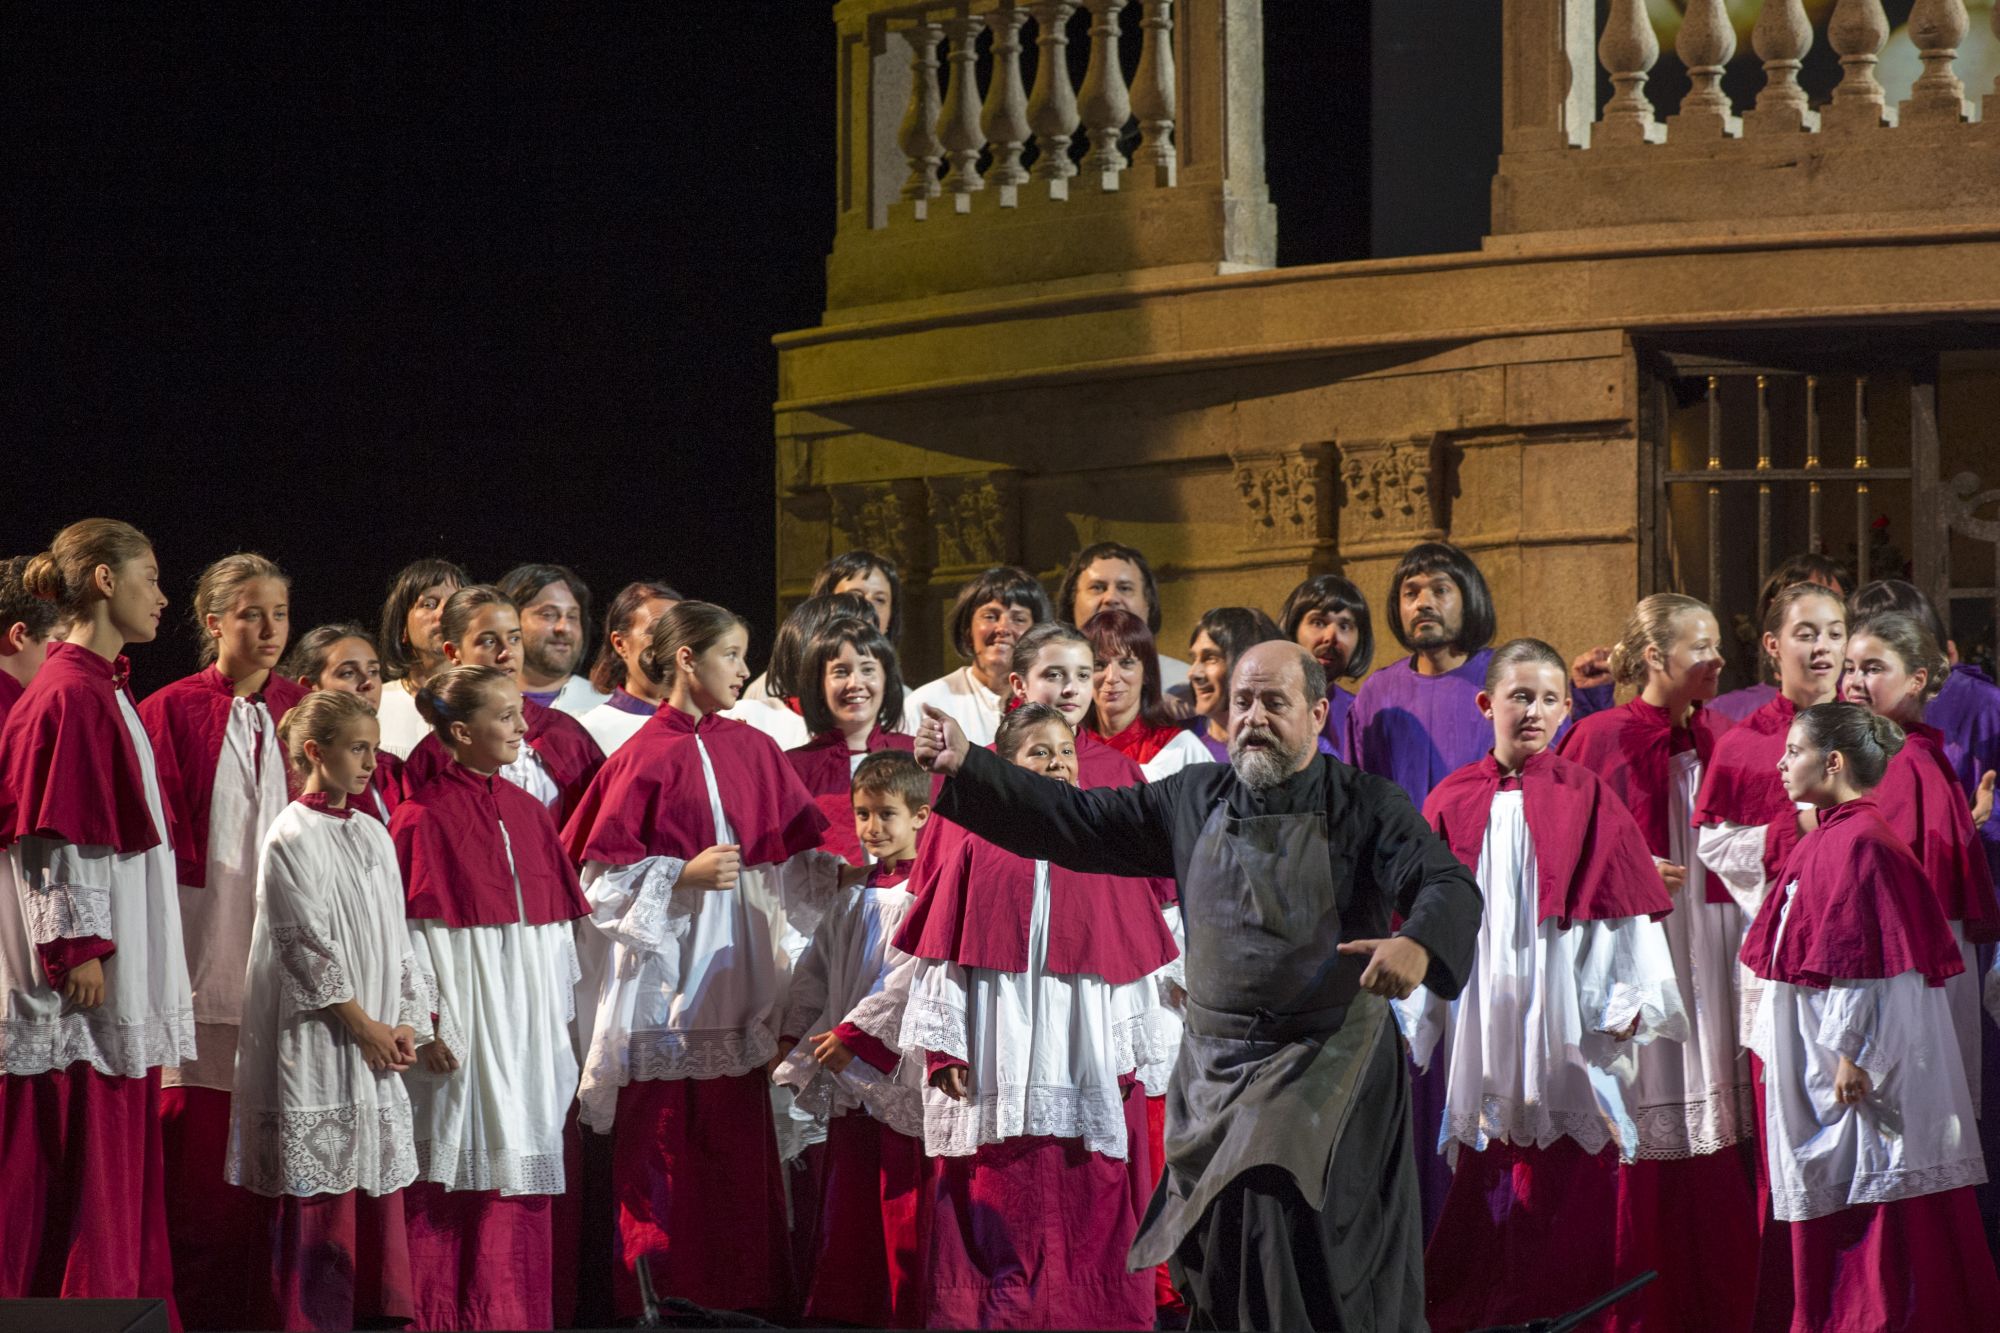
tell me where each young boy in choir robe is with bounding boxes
[0,554,60,718]
[1744,702,2000,1332]
[561,601,861,1321]
[903,567,1053,746]
[227,690,425,1332]
[787,616,915,865]
[398,585,603,822]
[372,558,467,760]
[577,580,681,758]
[893,703,1179,1331]
[138,552,306,1331]
[284,622,403,825]
[1842,611,2000,1103]
[1278,573,1374,762]
[773,750,933,1329]
[1558,594,1762,1333]
[1082,608,1209,776]
[1406,639,1684,1333]
[0,521,191,1317]
[391,665,591,1332]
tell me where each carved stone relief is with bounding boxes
[1230,445,1335,552]
[926,472,1020,571]
[829,479,929,574]
[1337,436,1441,547]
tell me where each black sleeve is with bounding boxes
[933,744,1180,880]
[1365,778,1484,1000]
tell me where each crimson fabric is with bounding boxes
[832,1021,900,1073]
[269,1188,413,1333]
[139,667,307,886]
[1077,728,1145,790]
[1559,697,1732,861]
[160,1084,277,1332]
[0,1065,179,1329]
[550,1106,582,1330]
[1872,722,2000,941]
[1146,1094,1186,1316]
[37,933,116,990]
[0,669,22,728]
[1692,694,1804,893]
[296,790,351,820]
[610,1071,792,1318]
[805,1111,929,1329]
[563,706,828,868]
[1423,750,1675,927]
[400,697,604,823]
[0,642,161,854]
[893,814,1179,985]
[1741,799,1965,988]
[1770,1187,2000,1333]
[786,726,918,865]
[1423,1137,1625,1333]
[351,749,402,826]
[924,1082,1155,1330]
[391,761,588,929]
[403,1182,554,1332]
[1608,1149,1761,1333]
[1094,715,1186,765]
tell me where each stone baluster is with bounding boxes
[939,13,988,202]
[1130,0,1176,185]
[1668,0,1740,138]
[1823,0,1895,131]
[898,21,946,208]
[1596,0,1665,145]
[1901,0,1973,125]
[1744,0,1819,134]
[1078,0,1132,187]
[1028,1,1082,191]
[981,4,1033,194]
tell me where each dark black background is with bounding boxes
[3,3,1495,694]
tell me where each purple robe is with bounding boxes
[1322,682,1356,761]
[1708,681,1778,724]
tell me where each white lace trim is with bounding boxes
[20,881,113,947]
[898,993,969,1063]
[1771,1155,1989,1222]
[270,923,352,1010]
[1631,1082,1756,1158]
[837,1058,926,1140]
[397,952,436,1037]
[924,1082,1136,1159]
[577,1024,778,1132]
[613,857,691,953]
[413,1137,565,1197]
[227,1101,418,1198]
[1442,1099,1622,1161]
[0,1008,197,1078]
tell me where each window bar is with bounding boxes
[1756,374,1772,586]
[1805,375,1821,553]
[1706,375,1722,611]
[1854,376,1871,586]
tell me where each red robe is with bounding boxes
[400,696,603,826]
[1692,694,1804,890]
[785,726,919,866]
[1559,697,1731,862]
[1869,722,2000,941]
[391,761,588,928]
[1092,714,1186,766]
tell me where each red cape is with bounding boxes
[391,759,588,928]
[138,667,307,886]
[1093,715,1184,766]
[0,671,23,731]
[1741,799,1963,988]
[562,705,829,867]
[1423,750,1674,927]
[1873,722,2000,942]
[0,642,162,855]
[1691,693,1804,887]
[401,696,604,825]
[785,727,920,867]
[1559,697,1729,855]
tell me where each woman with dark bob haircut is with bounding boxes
[1277,573,1374,761]
[902,566,1053,746]
[811,550,903,646]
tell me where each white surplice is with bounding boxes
[899,859,1175,1161]
[1140,729,1215,782]
[575,733,845,1132]
[226,801,429,1198]
[404,822,581,1197]
[538,674,611,718]
[173,693,292,1091]
[1750,879,1986,1220]
[578,700,652,758]
[902,667,1006,748]
[1,692,195,1078]
[373,683,430,761]
[1394,790,1687,1164]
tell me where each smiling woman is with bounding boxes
[902,566,1053,747]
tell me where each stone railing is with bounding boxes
[826,0,1275,311]
[1494,0,2000,244]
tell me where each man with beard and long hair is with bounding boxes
[914,642,1482,1331]
[498,562,608,717]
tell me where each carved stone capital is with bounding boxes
[829,480,929,574]
[1230,446,1335,553]
[1336,437,1443,549]
[926,472,1021,573]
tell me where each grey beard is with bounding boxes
[1230,731,1314,789]
[524,639,578,680]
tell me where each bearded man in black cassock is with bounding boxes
[915,641,1482,1332]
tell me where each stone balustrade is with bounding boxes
[1495,0,2000,244]
[827,0,1274,312]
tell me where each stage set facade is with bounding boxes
[774,0,2000,690]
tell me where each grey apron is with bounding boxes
[1130,799,1394,1269]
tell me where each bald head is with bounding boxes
[1228,641,1330,787]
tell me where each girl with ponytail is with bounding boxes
[0,520,188,1315]
[1742,702,2000,1330]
